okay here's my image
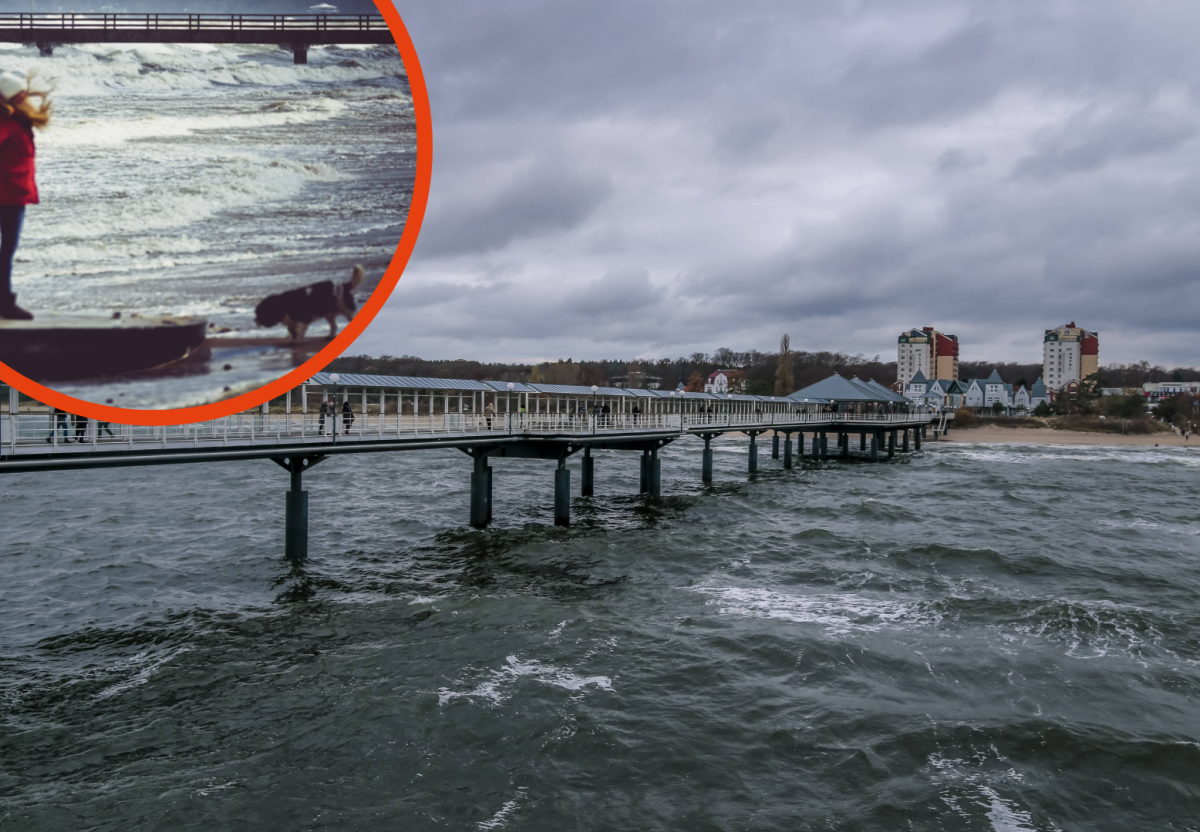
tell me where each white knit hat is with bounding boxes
[0,72,27,102]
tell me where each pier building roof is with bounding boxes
[788,374,892,403]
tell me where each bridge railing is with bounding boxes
[0,13,388,32]
[2,409,934,454]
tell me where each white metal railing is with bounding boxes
[0,409,936,456]
[0,13,388,32]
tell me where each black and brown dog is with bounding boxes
[254,265,365,341]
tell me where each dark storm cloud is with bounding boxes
[366,0,1200,365]
[416,159,612,256]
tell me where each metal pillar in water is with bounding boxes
[860,432,866,451]
[554,458,571,526]
[640,450,650,493]
[470,452,490,528]
[915,428,922,451]
[820,431,829,460]
[887,430,896,459]
[870,431,880,461]
[748,433,758,475]
[293,43,309,64]
[276,455,326,563]
[921,424,927,439]
[702,437,714,483]
[581,446,594,497]
[649,448,662,497]
[902,429,910,452]
[285,462,308,562]
[840,432,849,457]
[772,432,780,459]
[783,433,793,469]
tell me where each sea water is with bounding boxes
[1,439,1198,829]
[0,41,415,406]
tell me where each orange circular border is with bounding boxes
[0,0,431,426]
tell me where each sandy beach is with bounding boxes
[940,426,1194,447]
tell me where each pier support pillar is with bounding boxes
[702,438,714,483]
[860,432,866,451]
[581,446,594,497]
[902,429,909,453]
[275,455,327,563]
[554,458,571,526]
[772,432,780,459]
[783,433,793,469]
[649,448,662,498]
[292,43,309,64]
[37,43,57,58]
[470,453,490,528]
[870,431,880,461]
[887,430,896,459]
[820,431,829,460]
[748,433,758,475]
[914,429,922,451]
[922,424,928,439]
[840,432,849,457]
[640,449,651,493]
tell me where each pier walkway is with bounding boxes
[0,12,392,61]
[0,373,951,559]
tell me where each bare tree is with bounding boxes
[774,334,794,396]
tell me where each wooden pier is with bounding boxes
[0,373,951,562]
[0,13,393,62]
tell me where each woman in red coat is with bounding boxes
[0,71,50,320]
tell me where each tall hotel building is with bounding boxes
[897,327,959,385]
[1043,322,1098,390]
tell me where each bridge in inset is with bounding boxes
[0,13,392,62]
[0,372,953,561]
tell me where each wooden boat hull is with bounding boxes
[0,315,208,382]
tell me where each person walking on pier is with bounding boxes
[0,72,50,321]
[484,401,495,430]
[341,399,354,434]
[45,406,70,443]
[318,399,330,435]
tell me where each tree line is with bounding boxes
[328,348,1199,396]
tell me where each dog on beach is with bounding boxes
[254,265,365,341]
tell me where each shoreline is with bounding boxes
[750,426,1195,448]
[940,426,1193,447]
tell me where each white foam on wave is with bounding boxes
[42,98,346,148]
[692,586,934,634]
[437,655,613,706]
[0,42,404,96]
[92,646,191,701]
[477,788,528,831]
[936,444,1200,467]
[26,156,343,243]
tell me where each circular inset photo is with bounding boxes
[0,1,429,423]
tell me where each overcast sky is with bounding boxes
[358,0,1200,367]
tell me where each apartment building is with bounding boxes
[897,327,959,386]
[1043,322,1099,391]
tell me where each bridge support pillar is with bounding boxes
[860,432,866,451]
[37,42,57,58]
[840,432,849,457]
[820,431,829,460]
[702,438,714,483]
[649,448,662,498]
[748,433,758,475]
[772,432,779,460]
[554,458,571,526]
[887,430,896,459]
[902,429,910,453]
[470,452,491,528]
[292,43,310,64]
[870,431,880,461]
[783,433,793,469]
[921,424,927,439]
[274,455,327,563]
[914,429,922,451]
[640,449,650,493]
[581,446,594,497]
